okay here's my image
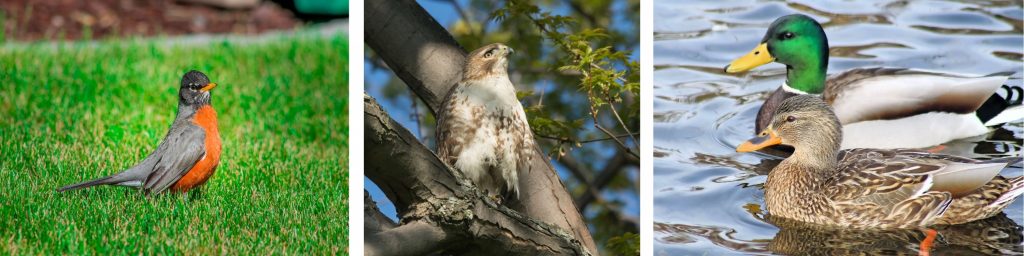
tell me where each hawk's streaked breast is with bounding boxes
[436,43,532,200]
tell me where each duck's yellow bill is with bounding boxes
[725,43,774,73]
[200,83,218,92]
[736,129,782,152]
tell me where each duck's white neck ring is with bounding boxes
[782,82,809,95]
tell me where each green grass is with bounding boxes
[0,32,349,254]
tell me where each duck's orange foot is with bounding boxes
[918,228,938,256]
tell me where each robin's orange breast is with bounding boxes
[172,105,221,192]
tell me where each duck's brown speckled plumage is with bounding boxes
[749,95,1023,229]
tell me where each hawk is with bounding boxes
[436,43,534,201]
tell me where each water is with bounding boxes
[652,1,1024,255]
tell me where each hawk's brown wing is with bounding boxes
[436,82,473,166]
[510,104,534,198]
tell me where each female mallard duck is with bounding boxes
[737,94,1023,228]
[725,14,1023,149]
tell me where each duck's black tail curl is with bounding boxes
[976,85,1024,125]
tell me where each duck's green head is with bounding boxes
[725,14,829,94]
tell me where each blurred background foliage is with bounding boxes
[365,0,639,253]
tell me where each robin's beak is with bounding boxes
[724,43,774,73]
[200,83,217,92]
[736,127,782,152]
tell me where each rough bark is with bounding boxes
[364,96,593,255]
[365,0,465,115]
[365,0,599,254]
[364,190,398,234]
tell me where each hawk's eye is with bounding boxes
[786,115,797,122]
[484,50,494,58]
[779,32,795,40]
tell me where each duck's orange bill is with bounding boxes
[725,43,774,73]
[736,128,782,152]
[200,83,218,92]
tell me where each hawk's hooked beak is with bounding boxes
[725,43,774,73]
[200,83,218,92]
[736,127,782,152]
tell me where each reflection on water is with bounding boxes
[653,0,1024,255]
[656,214,1023,255]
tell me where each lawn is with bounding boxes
[0,31,349,254]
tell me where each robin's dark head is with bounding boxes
[179,70,216,106]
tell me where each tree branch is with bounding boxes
[564,152,627,210]
[365,190,398,235]
[566,0,599,27]
[367,220,450,256]
[587,88,638,158]
[559,152,639,232]
[366,0,466,115]
[366,0,599,253]
[536,132,641,145]
[365,95,593,255]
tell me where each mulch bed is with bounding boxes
[1,0,300,41]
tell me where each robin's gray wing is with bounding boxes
[142,124,206,195]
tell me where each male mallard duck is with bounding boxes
[725,14,1024,149]
[736,94,1023,229]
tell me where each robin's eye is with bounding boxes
[786,116,797,122]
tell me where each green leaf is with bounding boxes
[607,232,640,256]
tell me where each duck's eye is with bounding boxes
[786,116,797,122]
[780,32,795,40]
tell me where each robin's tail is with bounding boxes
[978,84,1024,126]
[57,175,118,192]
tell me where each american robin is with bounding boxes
[58,70,222,195]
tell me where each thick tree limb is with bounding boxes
[367,220,450,256]
[365,0,465,115]
[365,0,599,254]
[364,190,398,234]
[365,96,593,256]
